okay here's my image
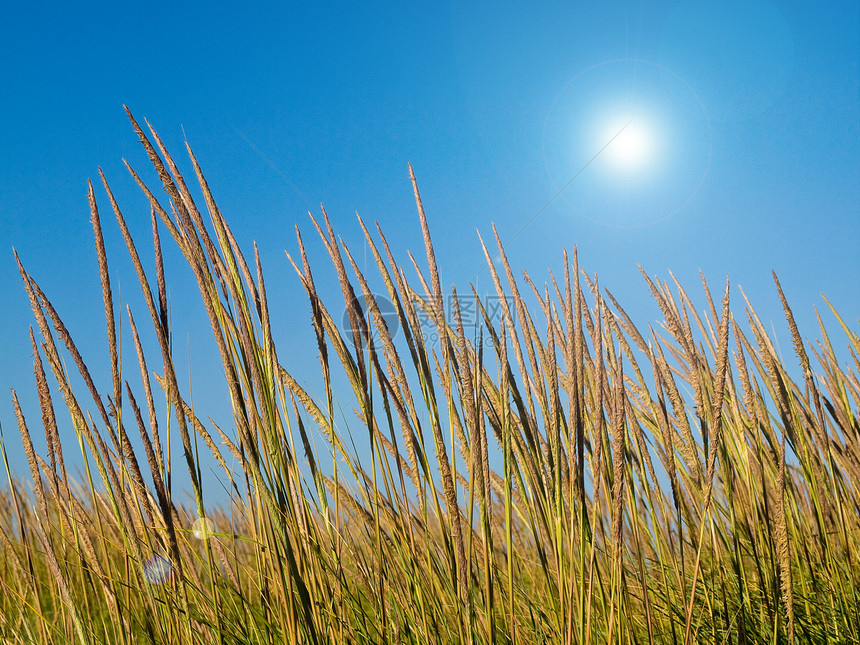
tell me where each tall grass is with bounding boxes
[2,110,858,644]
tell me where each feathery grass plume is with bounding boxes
[408,164,468,607]
[88,182,122,430]
[609,345,627,613]
[11,392,47,519]
[29,328,66,484]
[682,278,732,643]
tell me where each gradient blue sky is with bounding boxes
[1,1,857,497]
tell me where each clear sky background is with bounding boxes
[0,1,857,501]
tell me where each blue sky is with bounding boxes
[1,1,857,500]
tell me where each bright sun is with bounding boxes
[603,120,651,169]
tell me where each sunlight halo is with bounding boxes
[603,119,652,169]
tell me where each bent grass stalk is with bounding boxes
[0,112,858,644]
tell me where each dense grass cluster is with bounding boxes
[1,111,858,644]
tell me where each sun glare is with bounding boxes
[542,60,711,226]
[604,119,651,168]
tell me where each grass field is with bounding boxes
[1,111,858,644]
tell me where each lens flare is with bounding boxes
[192,517,215,540]
[143,555,173,585]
